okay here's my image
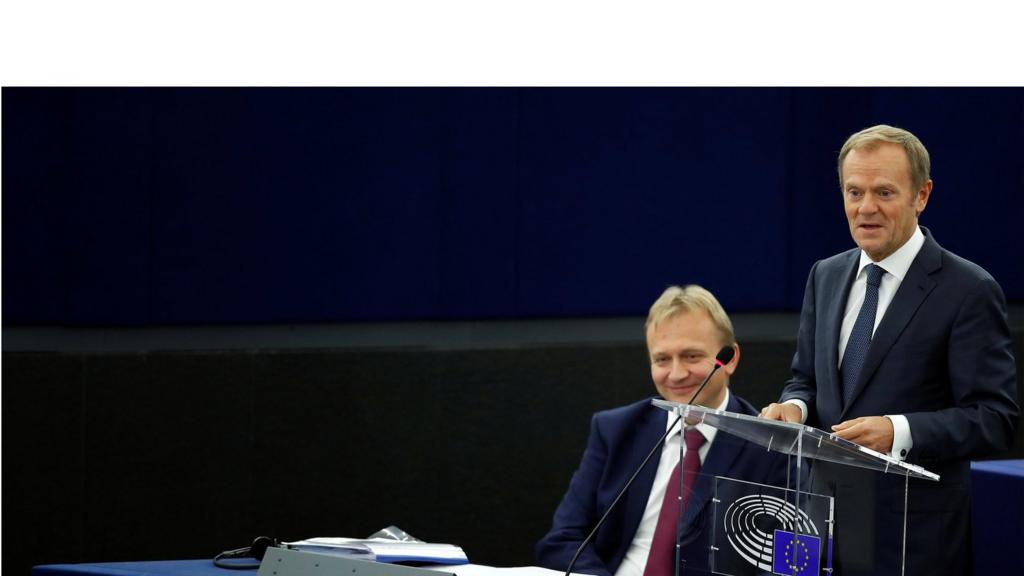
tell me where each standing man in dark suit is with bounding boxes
[762,124,1019,575]
[537,285,789,576]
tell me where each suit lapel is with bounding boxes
[622,403,671,538]
[841,234,941,417]
[824,252,860,417]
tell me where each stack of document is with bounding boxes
[287,537,469,565]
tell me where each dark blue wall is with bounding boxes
[4,88,1022,325]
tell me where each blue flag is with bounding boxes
[771,530,821,576]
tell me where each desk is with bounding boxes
[34,560,229,576]
[33,560,568,576]
[971,459,1024,575]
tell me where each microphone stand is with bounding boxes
[563,346,734,576]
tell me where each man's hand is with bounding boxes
[831,416,894,453]
[760,403,802,423]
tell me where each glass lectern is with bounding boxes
[651,399,939,576]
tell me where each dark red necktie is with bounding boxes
[643,428,706,576]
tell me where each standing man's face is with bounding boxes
[842,143,932,262]
[646,310,737,408]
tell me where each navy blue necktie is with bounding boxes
[841,264,885,407]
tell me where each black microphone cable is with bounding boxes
[562,345,735,576]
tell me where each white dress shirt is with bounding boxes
[614,391,730,576]
[788,226,924,460]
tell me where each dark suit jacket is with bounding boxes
[781,227,1019,575]
[535,393,789,576]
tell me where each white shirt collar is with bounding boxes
[857,225,925,282]
[664,388,729,444]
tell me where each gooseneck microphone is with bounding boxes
[681,345,734,409]
[563,345,734,576]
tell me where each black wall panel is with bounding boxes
[4,334,1021,576]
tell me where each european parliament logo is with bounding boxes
[715,482,833,576]
[771,530,821,576]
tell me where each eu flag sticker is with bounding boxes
[772,530,821,575]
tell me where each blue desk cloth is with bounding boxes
[33,560,230,576]
[971,459,1024,575]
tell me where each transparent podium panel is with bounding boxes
[651,400,938,481]
[710,477,833,576]
[653,399,940,576]
[666,468,834,576]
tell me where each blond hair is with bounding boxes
[645,285,735,347]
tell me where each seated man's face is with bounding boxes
[646,309,735,408]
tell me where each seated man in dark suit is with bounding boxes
[536,285,789,576]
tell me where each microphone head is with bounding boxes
[715,345,735,366]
